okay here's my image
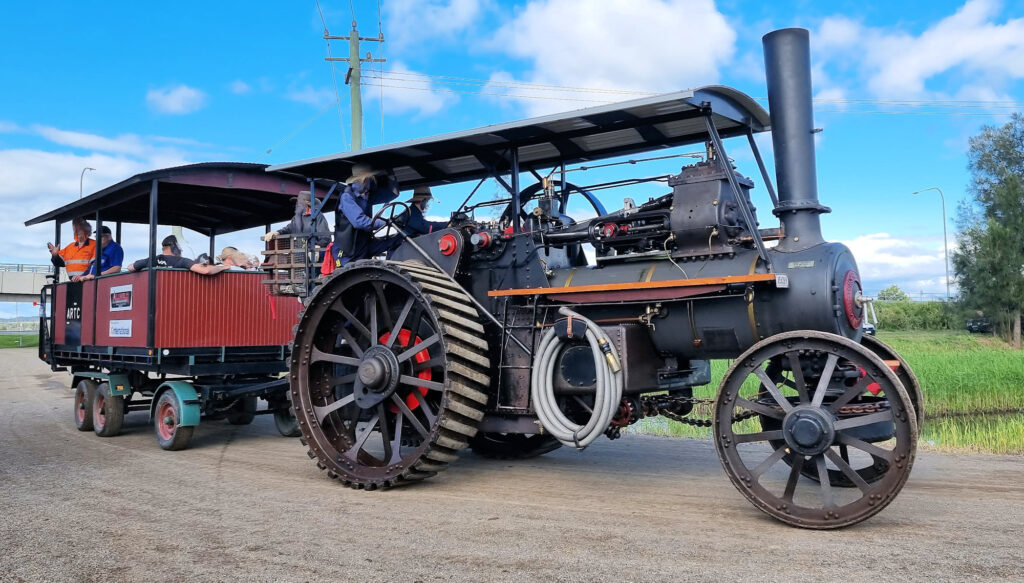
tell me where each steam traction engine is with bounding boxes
[269,29,922,528]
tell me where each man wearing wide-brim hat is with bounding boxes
[395,185,449,236]
[332,162,400,267]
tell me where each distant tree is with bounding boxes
[953,114,1024,348]
[877,285,910,302]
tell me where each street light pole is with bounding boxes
[912,186,950,300]
[80,167,95,198]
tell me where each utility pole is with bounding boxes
[325,21,385,151]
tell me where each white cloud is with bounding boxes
[363,62,455,117]
[229,80,252,94]
[285,85,337,108]
[841,232,953,296]
[815,0,1024,100]
[30,125,147,155]
[146,84,208,114]
[484,0,735,116]
[385,0,486,49]
[0,121,22,133]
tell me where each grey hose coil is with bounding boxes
[530,307,623,450]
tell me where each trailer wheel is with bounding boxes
[226,397,258,425]
[154,391,194,451]
[74,379,97,432]
[291,260,491,489]
[273,410,301,437]
[93,382,125,437]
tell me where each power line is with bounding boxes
[315,0,348,150]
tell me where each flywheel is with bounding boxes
[290,260,491,489]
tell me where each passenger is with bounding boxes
[47,217,96,279]
[73,225,124,281]
[395,186,449,236]
[262,190,331,249]
[126,235,228,275]
[332,163,400,268]
[217,246,251,271]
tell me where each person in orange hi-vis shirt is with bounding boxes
[47,217,96,279]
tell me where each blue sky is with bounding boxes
[2,0,1024,317]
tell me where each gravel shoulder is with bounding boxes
[1,347,1022,583]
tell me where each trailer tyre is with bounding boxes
[74,379,97,432]
[154,391,194,451]
[226,396,258,425]
[273,409,301,437]
[93,382,125,437]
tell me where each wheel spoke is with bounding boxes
[735,396,784,420]
[329,304,371,341]
[816,455,835,507]
[391,394,430,439]
[345,412,380,460]
[399,375,444,392]
[412,356,446,372]
[836,433,895,462]
[311,347,360,367]
[825,448,873,493]
[416,394,438,427]
[372,282,394,330]
[329,373,357,387]
[783,454,805,502]
[750,446,787,480]
[834,410,893,431]
[752,367,793,412]
[810,353,839,407]
[396,333,440,363]
[378,403,393,462]
[386,296,416,349]
[336,326,365,358]
[313,393,355,423]
[733,429,784,444]
[388,410,405,464]
[572,396,594,414]
[787,352,810,403]
[366,293,379,342]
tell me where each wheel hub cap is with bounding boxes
[782,405,836,456]
[354,345,401,408]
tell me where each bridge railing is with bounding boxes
[0,263,55,274]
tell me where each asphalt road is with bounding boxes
[1,347,1022,583]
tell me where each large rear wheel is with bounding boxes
[74,379,96,432]
[290,260,491,489]
[93,382,125,437]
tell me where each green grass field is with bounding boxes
[629,330,1024,455]
[0,334,38,349]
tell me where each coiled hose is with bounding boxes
[530,307,623,450]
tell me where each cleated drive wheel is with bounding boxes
[470,433,562,460]
[74,379,97,432]
[714,331,917,529]
[93,382,125,437]
[154,391,194,451]
[290,259,491,489]
[226,396,258,425]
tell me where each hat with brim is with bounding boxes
[345,163,384,185]
[408,185,433,203]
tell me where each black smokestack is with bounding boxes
[763,28,829,251]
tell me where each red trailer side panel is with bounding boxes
[91,272,151,347]
[154,270,300,348]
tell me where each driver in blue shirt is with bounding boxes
[73,225,124,281]
[332,163,400,267]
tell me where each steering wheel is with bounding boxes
[371,201,412,239]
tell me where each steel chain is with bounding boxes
[638,394,887,427]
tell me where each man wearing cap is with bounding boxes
[73,225,124,281]
[332,163,400,267]
[395,186,449,236]
[127,235,228,275]
[47,217,96,279]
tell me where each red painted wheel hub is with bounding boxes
[157,401,177,441]
[842,270,863,329]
